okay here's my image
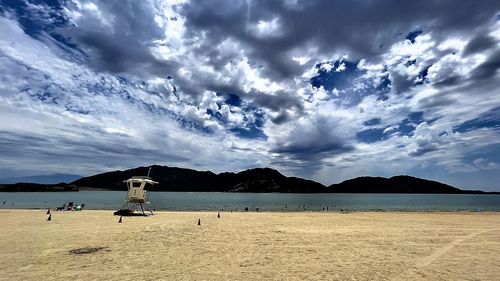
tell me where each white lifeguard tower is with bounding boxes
[114,167,158,216]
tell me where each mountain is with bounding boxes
[0,182,78,192]
[328,175,491,194]
[72,165,327,193]
[218,168,327,193]
[2,165,496,193]
[0,173,82,184]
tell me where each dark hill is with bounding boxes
[0,173,81,184]
[328,175,489,194]
[219,168,326,193]
[0,182,78,192]
[72,165,219,191]
[72,165,327,193]
[5,166,496,193]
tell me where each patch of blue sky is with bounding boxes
[310,60,362,92]
[217,93,242,107]
[406,29,423,43]
[207,95,267,140]
[175,116,213,134]
[357,112,434,143]
[375,74,391,101]
[207,107,267,139]
[310,59,392,106]
[230,115,267,140]
[2,0,68,38]
[407,111,424,123]
[363,118,382,126]
[454,107,500,133]
[137,101,213,134]
[206,108,222,119]
[2,0,85,60]
[414,65,432,85]
[463,143,500,164]
[356,128,388,143]
[405,59,417,67]
[397,111,425,136]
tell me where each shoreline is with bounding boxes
[1,208,499,213]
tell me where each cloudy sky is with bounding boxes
[1,0,500,190]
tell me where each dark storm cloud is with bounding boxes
[471,50,500,79]
[0,129,189,167]
[271,115,353,161]
[3,0,500,188]
[409,145,439,157]
[40,0,500,111]
[181,0,500,80]
[63,0,176,78]
[250,91,304,112]
[463,34,497,56]
[417,91,458,109]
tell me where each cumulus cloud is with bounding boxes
[271,115,354,161]
[1,0,500,189]
[61,0,175,77]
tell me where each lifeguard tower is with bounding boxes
[114,168,158,216]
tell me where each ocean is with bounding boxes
[1,191,500,211]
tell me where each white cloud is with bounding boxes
[335,62,346,72]
[292,56,310,65]
[473,158,500,170]
[252,17,282,38]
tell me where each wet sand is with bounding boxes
[0,210,499,280]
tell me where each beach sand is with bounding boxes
[0,210,499,280]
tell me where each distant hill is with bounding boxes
[72,165,327,193]
[1,165,496,193]
[328,175,493,194]
[0,182,78,192]
[0,173,82,184]
[72,166,495,193]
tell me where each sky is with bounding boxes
[0,0,500,190]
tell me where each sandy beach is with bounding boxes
[0,210,499,281]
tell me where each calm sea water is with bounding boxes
[1,192,500,211]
